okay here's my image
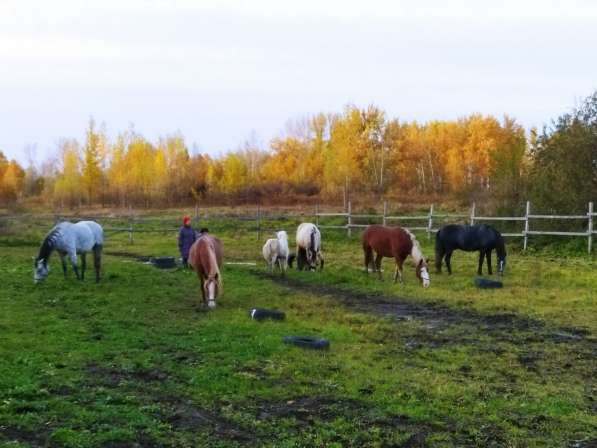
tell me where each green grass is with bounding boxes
[0,218,595,447]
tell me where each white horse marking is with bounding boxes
[405,229,431,287]
[420,266,430,288]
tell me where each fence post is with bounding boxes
[427,204,434,240]
[383,201,387,226]
[588,201,593,255]
[315,203,319,227]
[470,202,476,225]
[257,206,261,241]
[128,218,134,244]
[347,201,352,238]
[523,201,530,251]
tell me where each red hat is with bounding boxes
[182,216,191,225]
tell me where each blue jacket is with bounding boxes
[178,225,196,258]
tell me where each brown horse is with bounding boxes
[189,230,223,308]
[362,225,430,288]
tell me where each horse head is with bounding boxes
[306,249,317,270]
[33,257,49,283]
[416,259,430,288]
[203,276,219,309]
[287,253,296,268]
[497,253,506,276]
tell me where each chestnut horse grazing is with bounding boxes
[362,225,430,288]
[189,231,223,308]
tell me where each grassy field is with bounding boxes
[0,215,596,447]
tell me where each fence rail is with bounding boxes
[1,200,595,254]
[314,200,595,254]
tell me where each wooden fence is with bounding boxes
[315,201,596,254]
[1,201,595,254]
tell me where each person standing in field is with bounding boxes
[178,215,196,267]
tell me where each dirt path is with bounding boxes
[253,271,596,354]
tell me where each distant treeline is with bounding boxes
[1,92,596,213]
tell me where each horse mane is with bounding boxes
[37,226,61,261]
[404,229,425,266]
[208,240,222,293]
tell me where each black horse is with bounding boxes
[435,224,506,275]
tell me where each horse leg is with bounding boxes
[477,251,485,275]
[81,253,86,280]
[69,252,80,280]
[199,276,207,307]
[93,245,102,282]
[445,251,453,275]
[59,252,68,278]
[435,246,445,273]
[364,245,373,274]
[393,257,405,284]
[318,252,324,271]
[486,249,493,275]
[375,253,383,280]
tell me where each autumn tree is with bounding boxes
[81,119,104,205]
[53,139,83,208]
[529,91,597,212]
[0,152,26,204]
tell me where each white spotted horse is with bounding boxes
[34,221,104,283]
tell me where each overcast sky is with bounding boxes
[1,0,596,164]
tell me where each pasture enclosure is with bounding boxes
[315,201,596,254]
[1,211,596,446]
[1,200,595,254]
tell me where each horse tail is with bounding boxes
[309,227,317,263]
[435,229,444,272]
[363,241,373,271]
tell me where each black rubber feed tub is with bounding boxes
[250,308,286,321]
[283,336,330,350]
[474,277,503,288]
[151,256,177,269]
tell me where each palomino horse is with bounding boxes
[362,225,430,288]
[262,230,290,274]
[189,230,223,308]
[296,223,324,271]
[33,221,104,283]
[435,224,506,275]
